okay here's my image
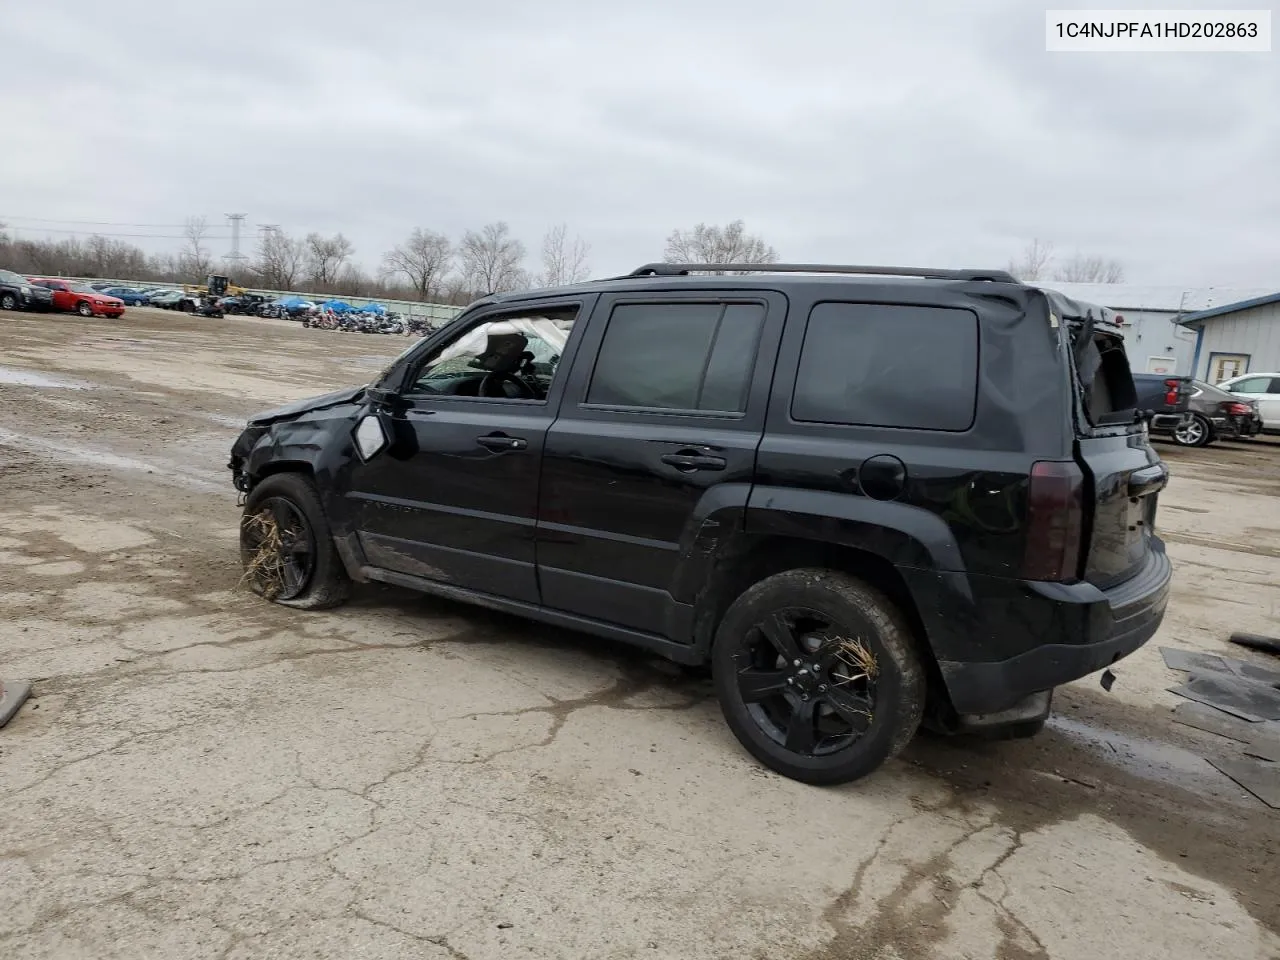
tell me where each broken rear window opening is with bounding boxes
[1069,321,1138,427]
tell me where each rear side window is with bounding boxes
[792,302,978,431]
[1073,330,1138,426]
[587,302,765,413]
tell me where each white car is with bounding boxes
[1217,372,1280,433]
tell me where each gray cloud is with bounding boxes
[3,0,1276,285]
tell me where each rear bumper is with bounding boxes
[1150,412,1187,432]
[936,541,1172,714]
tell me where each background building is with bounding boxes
[1174,293,1280,383]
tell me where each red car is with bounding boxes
[29,278,125,318]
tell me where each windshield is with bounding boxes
[71,283,103,295]
[0,270,27,285]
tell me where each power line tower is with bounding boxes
[224,213,249,269]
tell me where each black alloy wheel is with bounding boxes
[713,569,926,785]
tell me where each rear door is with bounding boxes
[1069,326,1166,588]
[536,291,786,634]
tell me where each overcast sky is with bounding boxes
[2,0,1276,286]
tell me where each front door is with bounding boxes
[345,300,587,604]
[537,292,787,635]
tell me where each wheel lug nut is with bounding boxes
[818,684,827,692]
[800,694,809,701]
[792,659,801,667]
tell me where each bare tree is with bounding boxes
[663,220,778,273]
[1053,253,1124,284]
[1007,238,1055,280]
[459,221,528,295]
[305,232,354,287]
[535,223,591,287]
[0,221,8,245]
[381,228,453,301]
[180,216,212,279]
[255,227,306,290]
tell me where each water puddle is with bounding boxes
[0,427,226,492]
[0,366,88,389]
[1047,714,1234,800]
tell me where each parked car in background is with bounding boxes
[29,278,126,318]
[148,289,196,311]
[1217,373,1280,434]
[1134,373,1262,446]
[0,268,55,311]
[98,286,152,305]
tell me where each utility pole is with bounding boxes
[224,213,249,269]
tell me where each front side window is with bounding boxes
[792,302,980,431]
[586,301,765,413]
[406,306,579,401]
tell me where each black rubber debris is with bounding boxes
[1160,647,1229,674]
[1170,671,1280,723]
[1209,757,1280,809]
[1230,633,1280,657]
[1171,701,1256,743]
[1160,646,1280,687]
[1100,669,1116,692]
[0,680,31,728]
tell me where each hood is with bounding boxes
[246,385,367,426]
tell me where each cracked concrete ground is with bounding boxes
[2,307,1279,960]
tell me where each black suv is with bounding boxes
[0,268,54,312]
[229,263,1172,785]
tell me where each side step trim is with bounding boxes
[360,566,705,665]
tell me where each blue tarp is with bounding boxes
[321,300,354,312]
[357,302,387,314]
[274,296,307,308]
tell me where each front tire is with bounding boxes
[1173,414,1212,447]
[0,293,16,311]
[712,568,926,785]
[240,473,350,609]
[77,300,94,317]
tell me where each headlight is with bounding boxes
[20,285,31,294]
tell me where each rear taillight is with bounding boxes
[1163,378,1180,405]
[1225,402,1252,416]
[1023,461,1084,582]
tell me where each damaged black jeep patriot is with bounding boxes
[229,262,1172,785]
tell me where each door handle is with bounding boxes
[477,433,527,452]
[660,452,727,471]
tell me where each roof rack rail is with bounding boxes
[627,263,1019,283]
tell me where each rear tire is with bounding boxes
[1173,414,1211,447]
[712,568,926,785]
[240,473,350,610]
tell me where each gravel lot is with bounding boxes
[2,306,1279,960]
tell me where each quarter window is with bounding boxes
[792,302,979,431]
[586,302,765,413]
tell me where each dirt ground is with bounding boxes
[2,305,1279,960]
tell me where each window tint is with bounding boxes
[586,302,765,412]
[0,270,26,285]
[792,302,978,431]
[407,306,578,401]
